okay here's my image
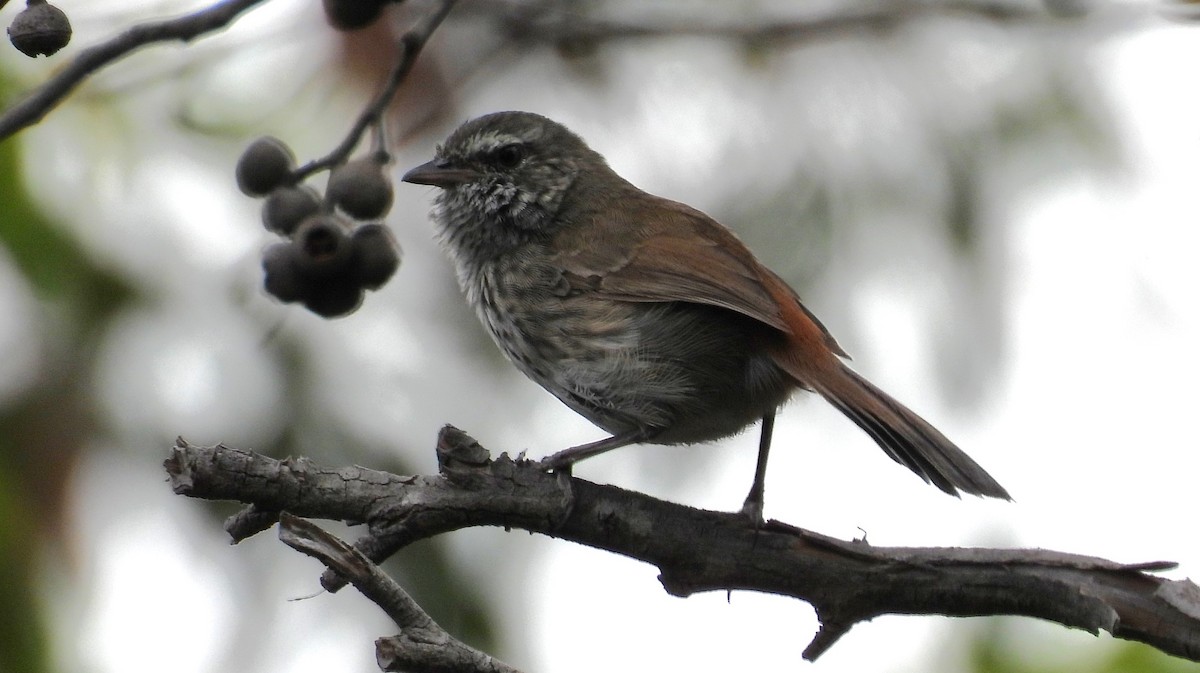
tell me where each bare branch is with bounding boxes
[0,0,270,141]
[292,0,459,180]
[165,429,1200,667]
[278,514,521,673]
[485,0,1066,51]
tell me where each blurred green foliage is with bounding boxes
[0,106,60,673]
[1,66,134,673]
[969,621,1199,673]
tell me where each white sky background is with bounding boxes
[5,6,1195,673]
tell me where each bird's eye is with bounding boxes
[492,144,526,169]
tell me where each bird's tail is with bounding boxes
[810,363,1010,500]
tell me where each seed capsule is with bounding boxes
[7,0,71,58]
[322,0,385,31]
[351,224,401,290]
[327,157,394,220]
[262,185,321,236]
[262,243,304,303]
[236,136,295,197]
[303,280,363,318]
[293,215,355,276]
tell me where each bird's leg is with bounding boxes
[538,429,653,472]
[740,410,776,523]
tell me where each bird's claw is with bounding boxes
[739,495,765,528]
[534,456,573,477]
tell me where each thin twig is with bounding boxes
[0,0,269,141]
[278,514,522,673]
[291,0,458,180]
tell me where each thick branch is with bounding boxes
[165,428,1200,666]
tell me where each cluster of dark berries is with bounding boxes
[6,0,71,57]
[237,137,401,318]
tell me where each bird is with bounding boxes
[402,110,1010,520]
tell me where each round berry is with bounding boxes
[322,0,385,31]
[327,157,394,220]
[262,185,321,236]
[262,243,304,303]
[303,280,363,318]
[294,215,354,276]
[8,0,71,58]
[236,136,295,197]
[351,224,401,290]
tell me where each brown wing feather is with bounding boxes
[552,184,1007,498]
[554,194,847,361]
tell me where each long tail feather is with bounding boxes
[812,364,1010,500]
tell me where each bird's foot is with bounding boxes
[739,493,765,527]
[534,450,574,475]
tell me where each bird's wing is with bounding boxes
[554,196,848,358]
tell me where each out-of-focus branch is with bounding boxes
[292,0,458,180]
[165,428,1200,668]
[0,0,269,140]
[487,0,1063,50]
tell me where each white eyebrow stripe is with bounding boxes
[461,126,545,157]
[461,131,510,156]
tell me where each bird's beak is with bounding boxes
[401,159,479,189]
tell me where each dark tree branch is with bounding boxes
[0,0,270,141]
[278,514,521,673]
[481,0,1155,53]
[493,0,1044,49]
[291,0,458,180]
[165,427,1200,669]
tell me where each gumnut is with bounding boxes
[293,214,356,276]
[322,0,386,31]
[262,243,305,303]
[302,280,364,318]
[8,0,71,57]
[236,136,295,197]
[261,223,365,318]
[262,185,321,236]
[350,224,401,290]
[327,156,394,220]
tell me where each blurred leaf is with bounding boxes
[968,620,1198,673]
[0,463,51,673]
[1100,642,1200,673]
[0,71,133,673]
[0,138,133,331]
